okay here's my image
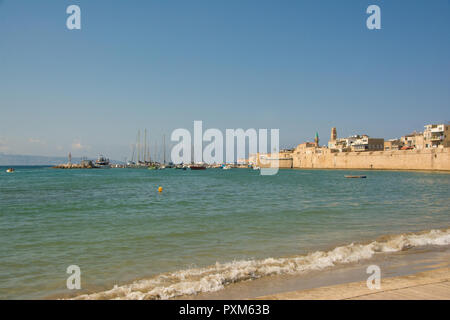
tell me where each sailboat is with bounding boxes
[159,134,166,169]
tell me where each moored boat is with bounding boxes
[190,164,206,170]
[95,155,110,168]
[345,175,367,179]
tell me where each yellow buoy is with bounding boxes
[158,186,163,193]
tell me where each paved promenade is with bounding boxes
[258,267,450,300]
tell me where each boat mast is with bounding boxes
[137,129,140,164]
[147,130,150,163]
[131,143,136,163]
[163,134,166,165]
[144,128,147,163]
[155,140,158,164]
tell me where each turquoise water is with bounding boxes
[0,166,449,299]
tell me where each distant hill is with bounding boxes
[0,153,124,166]
[0,153,78,166]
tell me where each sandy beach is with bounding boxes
[258,267,450,300]
[178,244,450,300]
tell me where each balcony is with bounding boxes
[429,135,444,141]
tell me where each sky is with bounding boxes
[0,0,449,161]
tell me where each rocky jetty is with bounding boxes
[53,160,96,169]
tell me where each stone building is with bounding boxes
[350,135,384,152]
[401,132,425,150]
[384,139,403,151]
[328,127,384,152]
[423,124,450,148]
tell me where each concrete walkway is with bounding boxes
[257,267,450,300]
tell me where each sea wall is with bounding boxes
[292,148,450,171]
[258,157,293,169]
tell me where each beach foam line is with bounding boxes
[72,228,450,300]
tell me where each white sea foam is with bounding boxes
[72,228,450,300]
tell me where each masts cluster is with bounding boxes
[128,129,166,168]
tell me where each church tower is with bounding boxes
[330,127,337,142]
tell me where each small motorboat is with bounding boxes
[6,168,15,173]
[190,164,207,170]
[345,175,367,179]
[95,155,110,168]
[222,165,231,170]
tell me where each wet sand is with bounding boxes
[177,245,450,300]
[258,267,450,300]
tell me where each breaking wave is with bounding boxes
[72,228,450,300]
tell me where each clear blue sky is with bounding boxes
[1,0,449,161]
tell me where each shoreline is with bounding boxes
[178,242,450,300]
[257,267,450,300]
[47,242,450,300]
[65,229,450,300]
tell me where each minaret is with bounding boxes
[314,132,319,147]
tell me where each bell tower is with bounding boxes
[330,127,337,142]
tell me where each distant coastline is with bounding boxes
[0,153,122,166]
[0,153,80,166]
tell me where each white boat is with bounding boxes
[253,166,260,170]
[223,165,231,170]
[95,155,110,168]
